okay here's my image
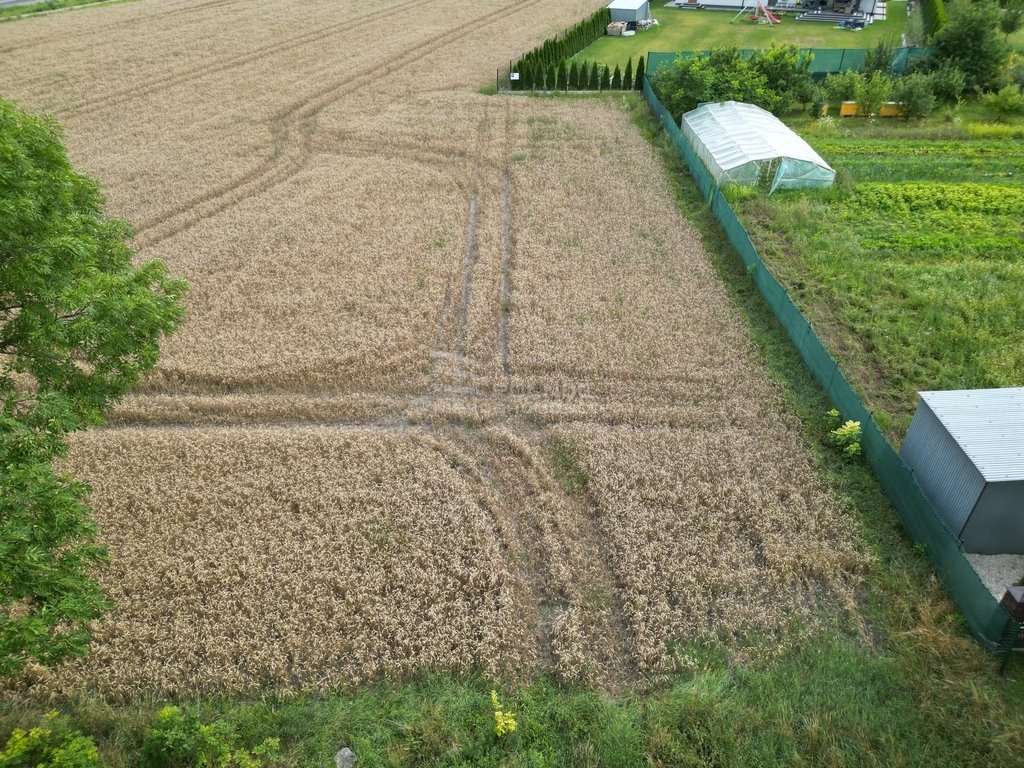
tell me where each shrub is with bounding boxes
[855,71,893,116]
[999,1,1024,38]
[748,43,816,107]
[893,72,937,118]
[922,0,948,37]
[0,712,102,768]
[141,706,279,768]
[651,47,781,119]
[827,410,862,457]
[982,84,1024,118]
[823,70,862,104]
[864,36,898,74]
[929,62,967,103]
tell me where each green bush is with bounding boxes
[748,43,816,107]
[652,47,784,120]
[922,0,948,37]
[0,713,102,768]
[982,84,1024,118]
[141,706,279,768]
[855,71,894,116]
[929,62,967,103]
[823,70,862,104]
[893,72,937,118]
[864,36,898,74]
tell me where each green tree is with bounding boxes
[652,48,777,120]
[749,43,815,107]
[999,0,1024,38]
[624,58,634,92]
[892,72,937,118]
[569,61,580,90]
[1,99,186,676]
[611,64,622,90]
[600,65,611,90]
[983,83,1024,118]
[855,70,894,115]
[922,0,949,37]
[634,55,646,91]
[864,35,898,74]
[589,61,600,90]
[930,0,1010,91]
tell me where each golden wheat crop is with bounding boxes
[2,0,869,697]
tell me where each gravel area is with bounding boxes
[966,553,1024,601]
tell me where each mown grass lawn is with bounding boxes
[732,111,1024,439]
[576,2,909,68]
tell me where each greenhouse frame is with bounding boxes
[680,101,835,193]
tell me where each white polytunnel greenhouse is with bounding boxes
[680,101,836,194]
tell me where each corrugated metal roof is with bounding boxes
[607,0,648,9]
[919,388,1024,482]
[680,101,835,176]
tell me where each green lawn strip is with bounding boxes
[5,93,1024,767]
[0,0,133,22]
[575,5,907,69]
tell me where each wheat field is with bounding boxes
[1,0,867,697]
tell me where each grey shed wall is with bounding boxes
[962,480,1024,554]
[901,400,986,539]
[901,388,1024,554]
[609,2,650,23]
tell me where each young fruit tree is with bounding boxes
[0,99,186,676]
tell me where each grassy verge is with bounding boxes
[728,111,1024,438]
[3,94,1024,766]
[576,4,908,69]
[0,0,131,22]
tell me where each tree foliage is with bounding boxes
[930,0,1010,91]
[892,72,937,118]
[999,0,1024,37]
[652,46,812,120]
[922,0,949,37]
[0,98,186,676]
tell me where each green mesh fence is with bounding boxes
[646,47,930,79]
[641,75,1020,661]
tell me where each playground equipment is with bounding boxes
[731,0,781,23]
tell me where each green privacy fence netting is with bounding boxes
[646,46,932,80]
[640,75,1020,661]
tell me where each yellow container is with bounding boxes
[839,100,904,117]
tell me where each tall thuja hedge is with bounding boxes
[510,7,611,89]
[922,0,948,38]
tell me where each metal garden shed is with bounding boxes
[901,388,1024,554]
[607,0,651,23]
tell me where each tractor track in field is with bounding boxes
[132,0,548,250]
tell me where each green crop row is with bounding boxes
[846,182,1024,215]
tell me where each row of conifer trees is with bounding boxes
[511,7,611,79]
[512,56,647,92]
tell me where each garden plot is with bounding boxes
[1,0,867,696]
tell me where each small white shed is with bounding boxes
[901,387,1024,554]
[608,0,651,23]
